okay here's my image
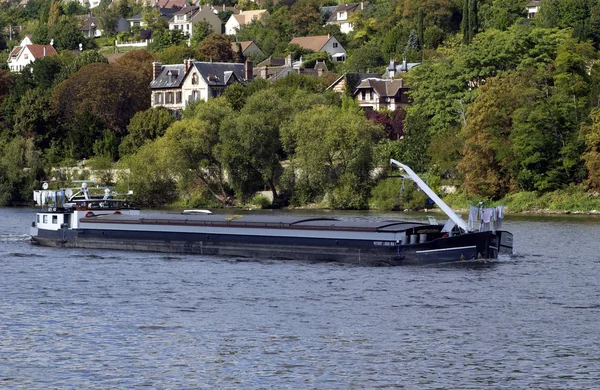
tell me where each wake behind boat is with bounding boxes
[29,161,514,266]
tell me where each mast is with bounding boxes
[390,159,470,232]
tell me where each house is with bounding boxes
[353,78,409,111]
[231,41,264,58]
[327,72,380,94]
[225,9,268,35]
[326,2,369,34]
[79,15,129,37]
[169,5,222,38]
[8,37,57,73]
[526,0,541,18]
[288,34,346,61]
[150,59,253,113]
[352,60,411,110]
[128,7,177,29]
[253,54,329,80]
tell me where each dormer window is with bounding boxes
[338,11,347,20]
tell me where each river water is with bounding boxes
[1,207,599,389]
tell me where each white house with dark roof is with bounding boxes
[150,59,253,113]
[526,0,541,18]
[326,2,369,34]
[353,78,409,111]
[8,36,57,73]
[288,34,346,61]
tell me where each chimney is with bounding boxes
[152,61,162,81]
[402,58,407,72]
[388,58,397,79]
[261,65,268,79]
[184,59,189,72]
[43,46,46,57]
[360,1,364,10]
[245,59,253,81]
[317,67,323,77]
[285,54,292,67]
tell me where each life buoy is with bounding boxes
[85,211,95,218]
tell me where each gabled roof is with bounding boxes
[230,9,268,25]
[173,5,197,15]
[150,64,186,89]
[231,41,255,53]
[80,16,99,32]
[9,46,23,59]
[26,45,57,59]
[289,35,331,52]
[257,56,287,67]
[192,61,245,86]
[155,0,187,9]
[327,2,369,23]
[326,72,380,91]
[354,78,406,97]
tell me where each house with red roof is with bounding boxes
[8,36,57,73]
[288,34,346,61]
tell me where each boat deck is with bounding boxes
[80,213,438,233]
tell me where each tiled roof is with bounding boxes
[289,35,331,52]
[233,9,268,24]
[173,5,197,15]
[327,2,369,23]
[26,44,57,59]
[150,64,186,89]
[192,61,245,86]
[257,57,287,67]
[9,46,23,59]
[526,0,541,7]
[354,78,406,97]
[231,41,254,53]
[326,72,380,91]
[155,0,187,9]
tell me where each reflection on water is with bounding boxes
[1,208,600,388]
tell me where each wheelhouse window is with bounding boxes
[52,215,58,224]
[43,215,48,223]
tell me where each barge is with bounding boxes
[30,161,514,266]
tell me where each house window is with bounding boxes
[192,74,199,85]
[155,92,163,104]
[52,215,58,224]
[333,42,338,48]
[369,90,374,100]
[361,91,366,100]
[192,90,200,101]
[166,92,173,104]
[176,92,182,104]
[24,54,28,59]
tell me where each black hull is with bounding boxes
[32,228,511,266]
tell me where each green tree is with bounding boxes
[282,104,383,208]
[190,21,211,46]
[219,89,289,201]
[0,136,44,206]
[119,107,175,156]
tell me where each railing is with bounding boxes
[115,39,152,48]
